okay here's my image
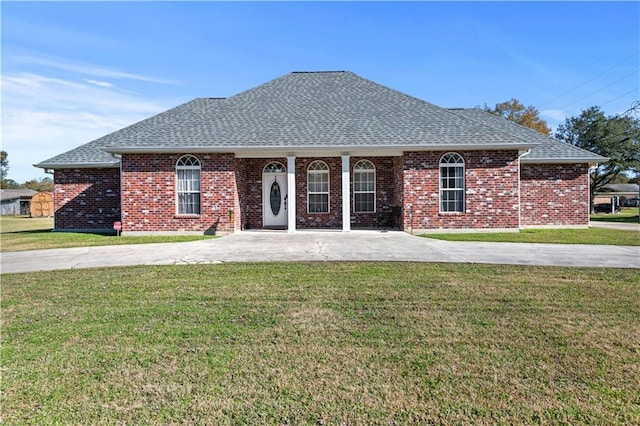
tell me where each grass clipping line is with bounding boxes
[2,262,639,424]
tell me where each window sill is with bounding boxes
[175,214,201,219]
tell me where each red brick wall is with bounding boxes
[121,153,238,234]
[294,158,342,228]
[54,168,121,230]
[401,150,520,231]
[520,163,590,226]
[350,157,397,228]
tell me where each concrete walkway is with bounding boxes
[1,231,638,274]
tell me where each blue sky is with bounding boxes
[2,1,638,183]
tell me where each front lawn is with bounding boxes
[2,263,639,424]
[424,227,639,246]
[591,207,640,223]
[0,216,214,252]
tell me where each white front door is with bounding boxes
[263,165,288,228]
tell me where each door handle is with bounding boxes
[284,194,288,211]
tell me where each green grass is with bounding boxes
[425,227,639,246]
[591,207,640,223]
[2,263,639,424]
[0,216,214,252]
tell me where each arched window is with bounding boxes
[353,160,375,213]
[307,160,329,213]
[176,155,201,215]
[263,162,286,173]
[439,153,465,213]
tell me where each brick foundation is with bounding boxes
[54,168,121,231]
[520,163,590,226]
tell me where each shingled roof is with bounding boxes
[448,108,607,163]
[35,71,604,169]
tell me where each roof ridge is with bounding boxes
[291,71,350,74]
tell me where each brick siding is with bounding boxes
[121,153,238,234]
[401,150,520,232]
[52,152,590,233]
[54,168,121,230]
[520,163,590,226]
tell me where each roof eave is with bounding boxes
[521,157,609,164]
[34,161,121,170]
[103,142,538,155]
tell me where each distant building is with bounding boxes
[595,184,640,206]
[0,189,37,216]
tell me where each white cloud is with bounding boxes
[14,55,179,85]
[85,79,114,88]
[1,72,172,182]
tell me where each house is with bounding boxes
[595,183,640,208]
[0,189,37,216]
[35,71,607,235]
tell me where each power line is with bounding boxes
[534,50,639,100]
[560,69,639,109]
[600,87,640,108]
[538,52,639,108]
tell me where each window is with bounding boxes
[353,160,375,213]
[176,155,201,215]
[307,160,329,213]
[439,153,465,213]
[264,162,286,173]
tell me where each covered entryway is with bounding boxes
[262,162,288,228]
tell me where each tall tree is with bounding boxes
[1,151,9,189]
[484,98,552,135]
[555,106,640,211]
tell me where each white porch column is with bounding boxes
[342,155,351,232]
[287,156,297,233]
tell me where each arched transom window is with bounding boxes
[439,153,465,213]
[353,160,376,213]
[176,155,201,215]
[307,160,329,213]
[264,162,286,173]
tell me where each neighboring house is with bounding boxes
[35,71,607,235]
[0,189,37,216]
[595,183,640,207]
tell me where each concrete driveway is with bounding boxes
[1,230,638,274]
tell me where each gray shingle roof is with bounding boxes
[0,189,37,202]
[37,71,600,168]
[448,108,607,163]
[602,183,639,193]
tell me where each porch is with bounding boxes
[235,155,404,232]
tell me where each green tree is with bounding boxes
[555,106,640,211]
[0,150,8,188]
[484,99,552,135]
[23,177,54,192]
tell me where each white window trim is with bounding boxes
[307,160,330,214]
[439,152,465,214]
[176,155,202,216]
[353,160,376,213]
